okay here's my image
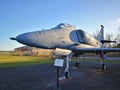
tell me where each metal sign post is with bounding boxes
[57,67,59,88]
[54,59,64,90]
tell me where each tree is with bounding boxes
[105,33,113,47]
[112,33,120,47]
[93,30,99,38]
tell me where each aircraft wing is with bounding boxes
[73,48,120,53]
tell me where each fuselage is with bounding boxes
[15,23,101,51]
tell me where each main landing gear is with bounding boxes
[100,50,107,71]
[101,64,106,71]
[75,57,80,68]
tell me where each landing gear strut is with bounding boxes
[75,57,80,68]
[65,55,70,79]
[101,64,106,71]
[100,50,107,71]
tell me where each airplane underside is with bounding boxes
[54,48,107,79]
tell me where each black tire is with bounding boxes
[75,62,80,67]
[65,71,69,79]
[101,64,106,71]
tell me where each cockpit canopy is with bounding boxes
[53,23,77,29]
[70,29,100,47]
[70,30,85,43]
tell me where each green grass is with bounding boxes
[0,52,53,68]
[0,51,11,56]
[0,51,120,69]
[0,59,53,68]
[79,59,120,64]
[0,55,46,63]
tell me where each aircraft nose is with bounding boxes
[16,32,35,46]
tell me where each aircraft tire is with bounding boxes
[101,64,107,71]
[75,62,80,68]
[65,71,69,79]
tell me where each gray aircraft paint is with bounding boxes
[11,23,120,55]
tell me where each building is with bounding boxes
[12,46,53,57]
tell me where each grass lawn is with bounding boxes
[79,59,120,64]
[0,52,53,68]
[0,51,119,68]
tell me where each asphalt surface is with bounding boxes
[0,61,120,90]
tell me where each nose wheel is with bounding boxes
[64,55,71,79]
[65,70,70,79]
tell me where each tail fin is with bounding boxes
[96,25,116,47]
[96,25,104,41]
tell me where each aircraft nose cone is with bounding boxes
[16,32,34,46]
[16,33,27,44]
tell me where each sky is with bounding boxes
[0,0,120,51]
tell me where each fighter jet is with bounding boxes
[10,23,120,78]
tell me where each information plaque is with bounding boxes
[54,59,64,67]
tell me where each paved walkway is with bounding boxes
[0,62,119,90]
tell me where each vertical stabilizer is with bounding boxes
[96,25,104,41]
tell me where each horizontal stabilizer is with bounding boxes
[101,40,116,43]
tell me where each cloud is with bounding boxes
[105,18,120,33]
